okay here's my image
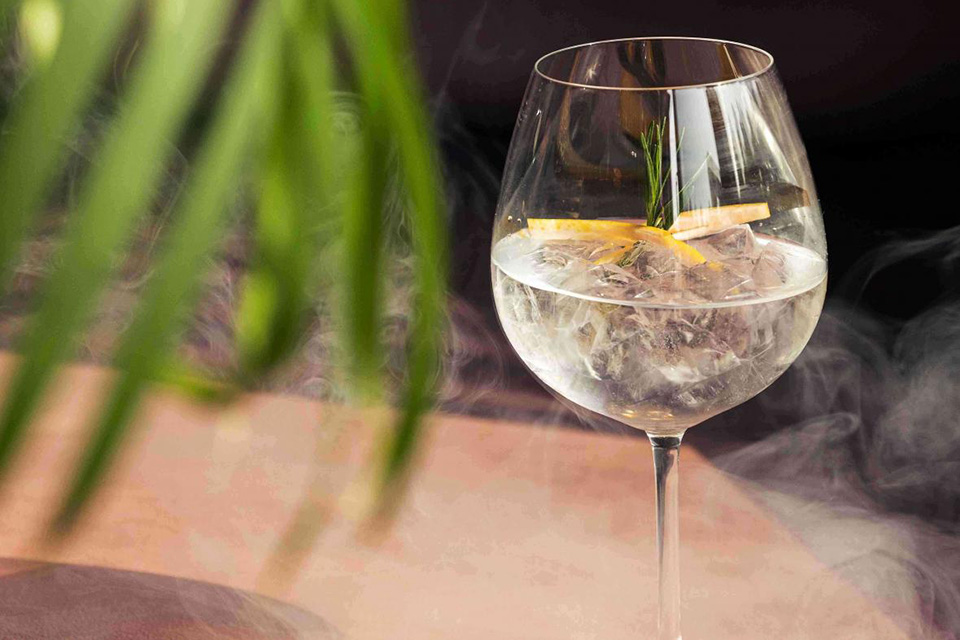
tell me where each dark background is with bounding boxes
[406,0,960,437]
[412,0,956,310]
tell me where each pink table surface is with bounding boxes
[0,354,907,638]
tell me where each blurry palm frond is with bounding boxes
[0,0,446,534]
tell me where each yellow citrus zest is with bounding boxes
[669,203,770,240]
[525,218,639,243]
[526,218,706,266]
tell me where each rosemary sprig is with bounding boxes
[639,117,708,231]
[616,240,649,268]
[639,119,669,229]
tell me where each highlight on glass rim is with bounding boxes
[0,1,955,638]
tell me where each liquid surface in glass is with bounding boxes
[492,222,826,434]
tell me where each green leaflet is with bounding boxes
[52,1,282,532]
[331,0,447,506]
[0,0,233,479]
[0,0,138,286]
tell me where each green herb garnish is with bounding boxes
[638,118,708,231]
[616,240,649,268]
[639,119,672,230]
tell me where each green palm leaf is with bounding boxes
[236,0,337,378]
[0,0,449,539]
[0,0,233,478]
[332,0,447,508]
[330,0,390,399]
[52,0,282,532]
[0,0,139,286]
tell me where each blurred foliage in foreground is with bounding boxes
[0,0,446,535]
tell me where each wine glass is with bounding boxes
[490,37,827,638]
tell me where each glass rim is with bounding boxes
[533,36,775,92]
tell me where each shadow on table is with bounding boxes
[0,558,339,639]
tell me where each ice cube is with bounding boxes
[616,240,683,278]
[752,242,790,292]
[684,262,755,301]
[558,262,648,299]
[584,241,631,263]
[673,374,732,412]
[692,224,760,260]
[527,242,577,272]
[688,347,741,378]
[536,255,593,289]
[658,360,702,385]
[595,262,657,300]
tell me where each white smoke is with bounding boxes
[715,229,960,639]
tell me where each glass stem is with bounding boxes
[649,433,684,640]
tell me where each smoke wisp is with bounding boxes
[715,228,960,639]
